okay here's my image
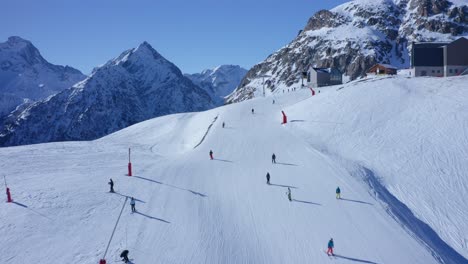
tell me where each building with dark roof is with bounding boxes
[306,67,342,88]
[411,37,468,77]
[367,64,397,75]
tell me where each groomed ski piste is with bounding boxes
[1,75,468,264]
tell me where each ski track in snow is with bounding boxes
[1,75,468,263]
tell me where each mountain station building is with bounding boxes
[411,37,468,77]
[306,67,342,88]
[367,64,397,75]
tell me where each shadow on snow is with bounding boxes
[133,176,207,198]
[269,183,298,189]
[275,162,299,166]
[334,254,379,264]
[213,158,234,163]
[292,199,322,206]
[340,198,373,205]
[359,167,467,264]
[135,211,170,224]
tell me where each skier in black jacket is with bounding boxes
[266,172,270,184]
[108,178,114,193]
[272,153,276,164]
[120,249,129,263]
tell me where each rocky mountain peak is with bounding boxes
[226,0,467,103]
[1,36,44,65]
[185,65,247,105]
[0,36,86,117]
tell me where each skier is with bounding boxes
[266,172,270,184]
[130,197,136,213]
[209,150,214,160]
[336,187,341,199]
[251,108,255,114]
[108,178,114,193]
[272,99,275,104]
[327,238,334,256]
[222,122,225,128]
[120,249,130,263]
[287,187,292,202]
[272,153,276,164]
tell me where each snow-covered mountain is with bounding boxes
[0,36,86,117]
[185,65,247,105]
[227,0,468,103]
[0,42,214,147]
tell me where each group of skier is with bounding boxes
[210,108,342,257]
[106,179,137,262]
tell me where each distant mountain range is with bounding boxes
[227,0,468,103]
[0,36,86,117]
[0,42,215,147]
[185,65,247,105]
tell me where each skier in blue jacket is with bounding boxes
[336,187,341,199]
[327,238,334,256]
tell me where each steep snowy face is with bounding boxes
[227,0,467,103]
[0,42,214,147]
[185,65,247,105]
[0,36,86,116]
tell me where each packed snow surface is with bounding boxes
[1,75,468,263]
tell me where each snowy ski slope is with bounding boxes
[1,75,467,263]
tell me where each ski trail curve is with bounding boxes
[193,115,218,149]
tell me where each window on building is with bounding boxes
[437,70,440,73]
[307,72,311,82]
[432,70,435,73]
[455,69,458,73]
[449,69,453,73]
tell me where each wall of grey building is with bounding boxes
[444,66,467,77]
[414,66,445,77]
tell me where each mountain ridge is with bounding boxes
[227,0,467,103]
[0,41,214,147]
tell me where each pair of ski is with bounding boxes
[323,250,336,259]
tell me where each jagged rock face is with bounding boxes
[0,36,86,117]
[0,42,214,147]
[185,65,247,105]
[227,0,467,103]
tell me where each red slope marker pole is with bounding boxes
[4,176,12,203]
[6,187,12,203]
[282,111,288,124]
[128,148,132,176]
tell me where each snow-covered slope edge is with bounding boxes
[0,36,86,117]
[286,75,468,259]
[227,0,467,103]
[0,42,214,147]
[185,65,247,105]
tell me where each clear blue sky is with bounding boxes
[0,0,349,74]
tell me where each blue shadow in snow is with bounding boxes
[269,183,298,189]
[114,192,146,203]
[275,162,299,166]
[213,158,234,163]
[292,199,321,206]
[340,198,373,206]
[360,167,467,264]
[135,211,170,224]
[13,201,28,208]
[134,176,207,198]
[334,254,378,264]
